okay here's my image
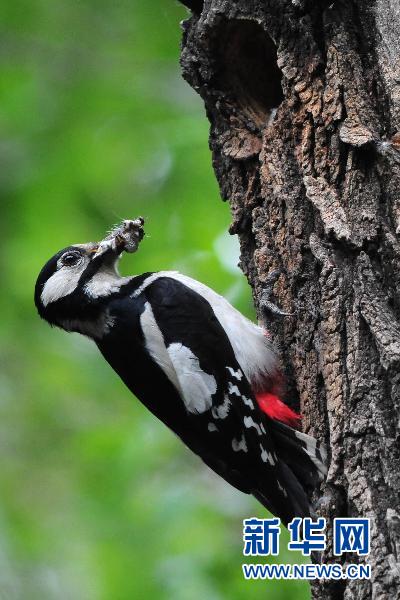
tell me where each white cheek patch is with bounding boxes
[167,343,217,414]
[41,263,86,307]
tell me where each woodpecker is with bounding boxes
[34,218,326,525]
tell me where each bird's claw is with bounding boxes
[260,297,293,318]
[259,269,293,318]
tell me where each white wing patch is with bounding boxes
[241,395,255,410]
[227,382,255,409]
[165,273,278,386]
[260,444,276,465]
[228,382,241,397]
[277,480,288,497]
[244,416,263,436]
[131,272,277,387]
[227,367,243,380]
[141,303,217,414]
[167,343,217,414]
[232,435,248,453]
[140,302,180,391]
[211,394,231,419]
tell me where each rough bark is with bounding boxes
[178,1,400,598]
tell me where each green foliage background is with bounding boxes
[0,2,309,598]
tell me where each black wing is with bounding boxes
[141,277,319,524]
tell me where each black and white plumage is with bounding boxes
[34,219,327,525]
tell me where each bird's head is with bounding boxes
[34,218,144,333]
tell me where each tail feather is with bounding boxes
[253,460,314,526]
[253,419,328,526]
[286,425,328,479]
[271,420,327,484]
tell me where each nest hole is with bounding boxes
[217,20,284,129]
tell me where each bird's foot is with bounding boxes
[259,269,293,318]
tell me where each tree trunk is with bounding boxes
[178,1,400,598]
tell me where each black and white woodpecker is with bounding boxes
[34,218,326,525]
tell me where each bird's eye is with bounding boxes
[61,252,81,267]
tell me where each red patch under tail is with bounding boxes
[255,392,301,428]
